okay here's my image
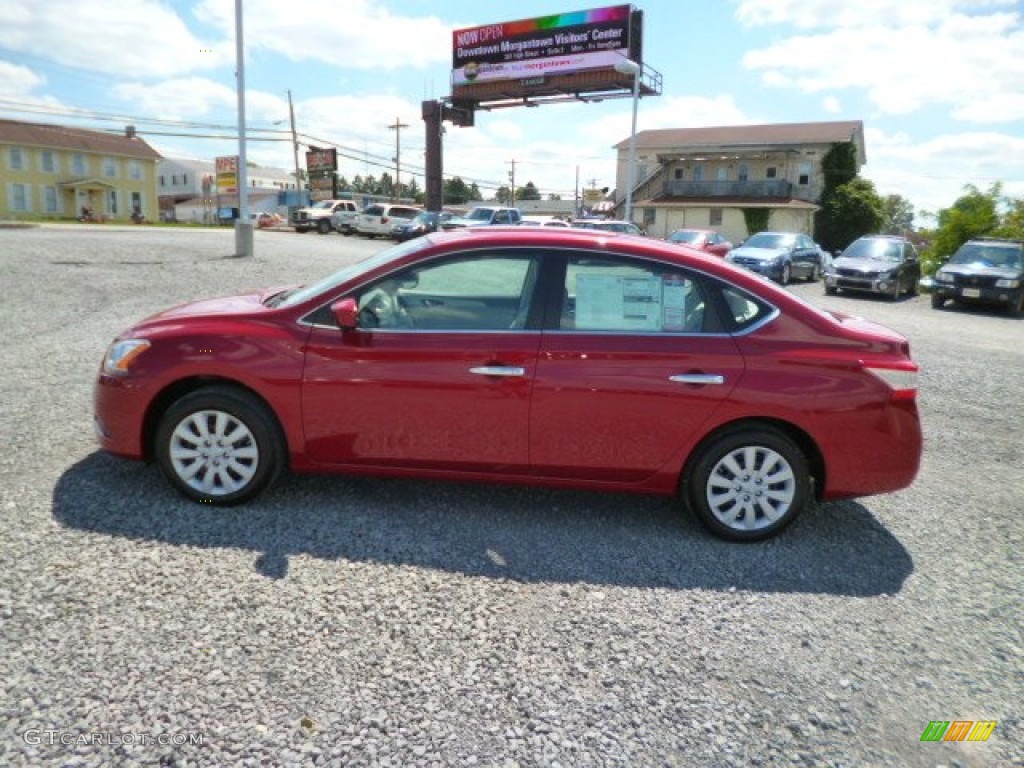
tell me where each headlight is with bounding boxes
[995,278,1020,288]
[102,339,151,376]
[934,270,953,282]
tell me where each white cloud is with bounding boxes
[0,0,228,78]
[193,0,453,71]
[862,126,1024,216]
[0,60,47,97]
[822,96,841,113]
[737,2,1024,122]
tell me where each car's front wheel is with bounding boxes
[780,263,792,285]
[317,220,331,234]
[685,427,810,541]
[931,293,946,309]
[155,386,283,505]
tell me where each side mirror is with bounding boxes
[331,297,359,329]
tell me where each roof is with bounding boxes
[616,120,864,154]
[0,119,162,160]
[639,196,820,211]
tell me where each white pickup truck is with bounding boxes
[291,199,359,234]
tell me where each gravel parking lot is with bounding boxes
[1,224,1020,767]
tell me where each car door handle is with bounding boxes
[470,366,526,377]
[670,373,726,385]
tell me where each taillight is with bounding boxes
[863,362,919,400]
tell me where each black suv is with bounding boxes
[931,238,1024,316]
[824,235,920,300]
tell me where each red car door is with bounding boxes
[301,253,541,473]
[529,255,744,483]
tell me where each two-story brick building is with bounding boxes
[614,120,865,241]
[0,119,161,221]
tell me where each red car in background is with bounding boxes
[667,228,733,257]
[94,228,922,541]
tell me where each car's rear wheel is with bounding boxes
[685,427,809,541]
[155,386,283,505]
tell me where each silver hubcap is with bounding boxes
[169,410,259,496]
[706,446,796,531]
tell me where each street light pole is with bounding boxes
[614,58,641,226]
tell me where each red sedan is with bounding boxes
[667,228,733,257]
[94,228,922,541]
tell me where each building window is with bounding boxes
[716,166,729,181]
[103,158,117,178]
[159,175,165,187]
[72,154,87,175]
[643,207,656,226]
[172,174,179,185]
[9,183,30,211]
[674,168,683,180]
[43,186,59,213]
[738,164,749,182]
[183,173,188,185]
[108,189,118,215]
[798,162,812,186]
[131,192,142,216]
[129,162,142,180]
[709,208,723,226]
[692,164,704,181]
[41,151,58,173]
[9,147,26,170]
[765,167,777,179]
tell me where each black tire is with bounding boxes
[294,227,308,234]
[825,285,838,296]
[317,219,331,234]
[1009,292,1024,318]
[807,264,821,283]
[155,386,283,505]
[780,263,792,285]
[888,278,901,301]
[931,293,946,310]
[685,427,810,542]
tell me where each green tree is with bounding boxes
[814,141,863,250]
[442,176,472,205]
[495,185,512,204]
[931,183,1000,259]
[881,194,915,234]
[517,181,541,201]
[819,178,884,251]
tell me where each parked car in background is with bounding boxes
[329,201,361,235]
[392,211,447,242]
[256,212,283,229]
[292,199,357,234]
[726,232,822,284]
[931,237,1024,316]
[443,206,522,229]
[520,216,571,228]
[824,235,920,300]
[355,204,421,238]
[573,219,645,236]
[666,228,733,257]
[94,227,922,542]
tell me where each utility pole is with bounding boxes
[388,117,408,201]
[507,158,516,206]
[233,0,252,257]
[287,89,303,207]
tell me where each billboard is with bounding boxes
[306,148,337,173]
[451,5,639,101]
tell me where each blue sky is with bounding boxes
[2,0,1022,223]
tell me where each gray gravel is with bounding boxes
[0,223,1021,767]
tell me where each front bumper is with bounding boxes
[824,272,894,294]
[931,282,1022,306]
[729,259,784,281]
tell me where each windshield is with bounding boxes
[275,237,432,308]
[467,208,495,221]
[842,238,902,261]
[669,230,703,244]
[745,233,794,249]
[311,200,334,210]
[949,243,1023,268]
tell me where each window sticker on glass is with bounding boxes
[661,275,690,331]
[575,275,662,331]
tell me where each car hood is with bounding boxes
[729,246,787,261]
[940,262,1021,279]
[129,288,288,331]
[832,257,899,273]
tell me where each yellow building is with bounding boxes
[0,119,161,221]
